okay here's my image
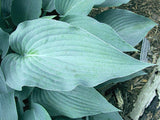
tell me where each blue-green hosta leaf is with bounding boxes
[0,67,8,93]
[95,9,157,46]
[90,112,123,120]
[96,0,130,7]
[61,15,136,52]
[15,87,33,100]
[16,96,25,119]
[41,15,56,19]
[54,0,94,16]
[23,103,51,120]
[11,0,42,25]
[2,19,153,91]
[1,0,12,17]
[42,0,55,12]
[0,67,18,120]
[32,86,119,118]
[0,92,18,120]
[93,0,105,5]
[0,28,9,58]
[15,87,33,119]
[96,70,146,90]
[0,17,7,30]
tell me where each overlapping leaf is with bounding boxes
[0,67,18,120]
[32,86,119,118]
[90,112,123,120]
[62,15,136,52]
[0,17,7,30]
[54,0,93,16]
[42,0,55,12]
[2,19,153,91]
[0,28,9,58]
[95,9,157,46]
[95,0,130,7]
[23,103,51,120]
[1,0,12,17]
[15,87,33,100]
[0,67,8,93]
[0,92,18,120]
[11,0,42,25]
[93,0,105,5]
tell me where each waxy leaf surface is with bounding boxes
[11,0,42,25]
[32,86,119,118]
[42,0,55,12]
[54,0,93,16]
[2,19,152,91]
[95,9,157,46]
[23,103,51,120]
[62,15,136,52]
[0,67,18,120]
[0,28,9,58]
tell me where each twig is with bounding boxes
[129,57,160,120]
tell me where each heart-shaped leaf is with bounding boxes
[2,19,153,91]
[32,86,119,118]
[0,28,9,58]
[61,15,136,52]
[54,0,93,16]
[11,0,42,25]
[95,9,157,46]
[23,103,51,120]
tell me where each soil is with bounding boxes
[97,0,160,120]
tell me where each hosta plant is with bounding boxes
[0,0,157,120]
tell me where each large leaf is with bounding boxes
[23,103,51,120]
[32,86,119,118]
[1,0,12,17]
[54,0,93,16]
[2,19,153,91]
[0,67,18,120]
[95,9,157,46]
[0,28,9,58]
[90,112,123,120]
[61,15,136,52]
[11,0,42,25]
[42,0,55,12]
[95,0,130,7]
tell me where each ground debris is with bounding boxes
[129,57,160,120]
